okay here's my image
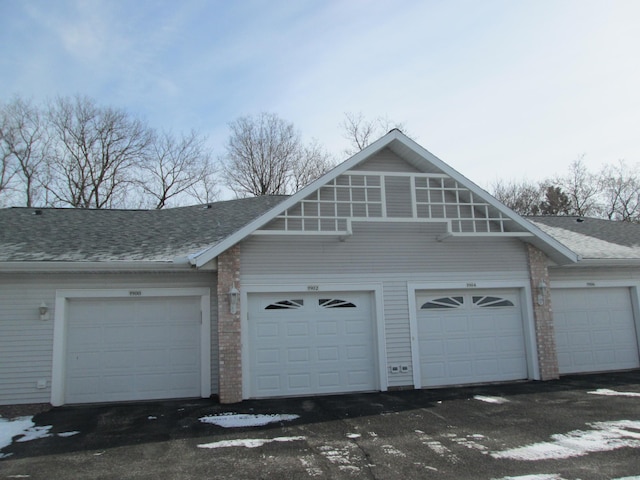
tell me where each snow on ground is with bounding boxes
[0,416,53,459]
[1,416,80,458]
[492,475,567,480]
[474,395,510,404]
[588,388,640,398]
[197,436,306,449]
[491,420,640,461]
[199,413,299,428]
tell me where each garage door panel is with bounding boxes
[288,348,310,362]
[417,290,527,387]
[553,288,639,374]
[66,297,202,403]
[248,291,377,398]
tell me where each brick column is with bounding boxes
[217,244,243,403]
[526,244,559,380]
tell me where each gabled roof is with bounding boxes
[528,216,640,263]
[0,196,286,265]
[191,130,579,267]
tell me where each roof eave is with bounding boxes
[555,257,640,268]
[0,260,198,273]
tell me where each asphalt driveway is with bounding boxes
[1,371,639,480]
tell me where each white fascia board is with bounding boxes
[0,261,195,273]
[394,135,579,265]
[192,133,400,268]
[554,258,640,268]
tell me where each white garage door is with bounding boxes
[65,297,202,404]
[247,291,377,398]
[552,287,640,374]
[416,290,528,387]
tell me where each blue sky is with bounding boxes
[2,0,639,195]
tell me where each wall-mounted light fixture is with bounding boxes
[39,302,50,321]
[228,283,239,314]
[537,280,547,306]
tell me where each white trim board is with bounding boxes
[51,287,211,406]
[407,280,539,389]
[240,282,388,399]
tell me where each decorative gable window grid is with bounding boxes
[420,296,464,309]
[258,171,528,236]
[319,298,356,308]
[265,299,304,310]
[472,296,514,308]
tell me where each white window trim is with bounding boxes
[407,280,539,389]
[51,288,211,406]
[241,283,387,399]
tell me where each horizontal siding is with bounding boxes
[241,223,530,389]
[351,148,422,173]
[549,266,640,283]
[0,271,217,405]
[243,223,528,275]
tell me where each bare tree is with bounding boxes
[340,112,408,155]
[0,97,50,207]
[599,160,640,222]
[553,157,600,216]
[46,95,152,208]
[491,179,543,215]
[222,112,332,197]
[138,130,216,209]
[289,139,334,192]
[0,110,17,201]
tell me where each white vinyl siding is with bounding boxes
[351,148,423,173]
[241,223,530,389]
[0,272,216,405]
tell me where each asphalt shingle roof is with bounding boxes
[527,216,640,260]
[0,196,288,262]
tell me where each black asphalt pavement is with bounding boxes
[1,371,639,479]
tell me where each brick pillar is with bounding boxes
[526,244,559,380]
[217,244,243,403]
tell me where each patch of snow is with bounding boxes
[319,443,359,470]
[474,395,510,404]
[57,431,80,438]
[16,425,52,442]
[7,475,32,478]
[451,434,489,453]
[199,413,299,428]
[613,477,640,480]
[346,433,361,439]
[0,416,53,454]
[588,388,640,398]
[492,475,566,480]
[300,456,323,477]
[491,420,640,461]
[382,444,407,457]
[198,436,305,449]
